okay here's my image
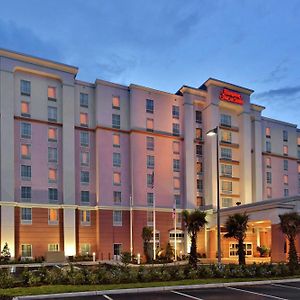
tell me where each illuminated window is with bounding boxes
[173,159,180,172]
[266,157,271,168]
[48,168,57,182]
[48,127,57,141]
[298,137,300,146]
[195,111,202,123]
[81,191,90,203]
[80,113,88,126]
[80,93,88,107]
[48,106,57,122]
[284,188,289,197]
[283,130,288,142]
[21,144,31,159]
[21,123,31,139]
[80,132,89,146]
[48,188,58,203]
[48,244,59,252]
[113,172,121,185]
[80,151,90,166]
[146,118,154,132]
[221,164,232,177]
[173,141,180,154]
[112,96,120,109]
[265,127,271,137]
[222,197,233,208]
[80,171,90,183]
[112,114,120,129]
[283,145,288,156]
[147,155,155,169]
[21,186,31,202]
[48,209,58,224]
[48,147,58,162]
[21,244,32,257]
[147,211,153,226]
[146,136,154,150]
[283,160,288,171]
[146,99,154,113]
[21,165,31,180]
[113,134,120,147]
[48,86,56,100]
[266,172,272,184]
[113,191,121,205]
[21,208,32,224]
[298,164,300,173]
[196,162,203,174]
[221,181,232,194]
[172,105,179,119]
[80,243,91,255]
[21,101,30,117]
[284,175,288,185]
[20,80,31,96]
[221,131,232,143]
[266,141,271,152]
[113,210,122,226]
[80,210,91,225]
[172,123,180,136]
[267,187,272,198]
[174,177,180,190]
[196,128,202,140]
[220,114,231,127]
[147,193,154,207]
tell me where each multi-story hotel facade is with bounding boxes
[0,48,299,262]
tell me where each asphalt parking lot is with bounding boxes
[48,281,300,300]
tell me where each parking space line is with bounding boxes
[226,286,288,300]
[172,290,204,300]
[272,283,300,290]
[103,295,114,300]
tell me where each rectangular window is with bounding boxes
[298,150,300,159]
[196,144,202,156]
[176,213,182,227]
[266,172,272,184]
[48,188,58,203]
[48,244,59,252]
[283,145,288,156]
[80,151,90,166]
[284,174,288,185]
[172,123,180,136]
[172,105,179,119]
[221,164,232,177]
[147,211,153,226]
[266,157,271,168]
[222,197,233,208]
[267,187,272,198]
[283,130,288,142]
[21,165,31,180]
[81,191,90,204]
[196,196,203,207]
[48,168,57,182]
[48,208,58,225]
[80,132,89,147]
[146,118,154,131]
[197,179,203,192]
[113,134,120,147]
[265,127,271,137]
[20,80,31,96]
[196,128,202,140]
[80,112,88,126]
[221,181,232,194]
[113,172,121,185]
[80,210,91,225]
[174,177,180,190]
[48,127,57,141]
[21,144,31,160]
[112,96,120,109]
[113,152,121,167]
[283,160,288,171]
[112,114,120,129]
[21,186,31,202]
[21,101,30,117]
[80,171,90,184]
[21,208,32,224]
[195,111,202,123]
[147,155,155,169]
[147,173,154,188]
[113,210,122,226]
[284,188,289,197]
[48,106,57,122]
[298,163,300,174]
[113,191,121,205]
[80,93,89,107]
[196,162,203,174]
[114,243,122,256]
[146,99,154,113]
[80,243,91,255]
[21,123,31,139]
[221,131,232,143]
[266,141,271,153]
[48,147,58,162]
[221,148,232,160]
[298,137,300,146]
[146,136,154,150]
[21,244,32,257]
[220,114,231,127]
[173,159,180,172]
[230,243,252,257]
[48,86,56,100]
[147,193,154,207]
[174,194,181,208]
[173,141,180,154]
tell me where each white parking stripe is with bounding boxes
[171,290,204,300]
[272,283,300,290]
[226,286,288,300]
[103,295,114,300]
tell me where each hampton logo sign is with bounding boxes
[219,88,243,105]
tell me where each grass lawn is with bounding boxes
[1,276,300,297]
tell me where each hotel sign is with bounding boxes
[219,88,243,105]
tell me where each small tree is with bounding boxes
[224,212,249,265]
[182,209,207,268]
[1,242,11,262]
[165,242,174,262]
[279,212,300,273]
[142,226,153,263]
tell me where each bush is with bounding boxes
[120,252,132,266]
[0,268,14,288]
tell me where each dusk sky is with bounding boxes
[1,0,299,125]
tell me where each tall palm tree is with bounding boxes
[142,226,153,263]
[279,212,300,273]
[182,209,207,268]
[224,212,249,265]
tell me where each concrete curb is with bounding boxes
[12,277,300,299]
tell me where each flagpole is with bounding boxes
[152,171,156,261]
[130,195,133,257]
[174,204,177,261]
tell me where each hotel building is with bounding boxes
[0,48,299,262]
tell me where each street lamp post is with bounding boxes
[206,127,221,266]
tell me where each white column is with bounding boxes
[63,207,76,256]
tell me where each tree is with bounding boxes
[1,242,11,262]
[182,209,207,268]
[142,226,153,263]
[279,212,300,273]
[224,212,249,265]
[165,242,174,262]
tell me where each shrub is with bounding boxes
[120,252,132,266]
[0,268,14,288]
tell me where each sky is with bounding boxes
[0,0,299,125]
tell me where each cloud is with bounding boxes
[260,60,289,83]
[253,85,300,99]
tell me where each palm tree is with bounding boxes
[182,209,207,268]
[142,226,153,263]
[279,212,300,273]
[224,212,249,265]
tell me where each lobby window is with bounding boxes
[113,172,121,185]
[80,113,88,126]
[172,105,179,119]
[81,191,90,204]
[146,118,154,132]
[112,114,120,129]
[146,136,154,150]
[48,106,57,122]
[21,165,31,181]
[146,99,154,113]
[80,93,89,108]
[173,141,180,154]
[21,186,31,202]
[283,145,288,156]
[80,243,91,255]
[48,244,59,252]
[147,192,154,207]
[174,177,180,190]
[283,130,288,142]
[266,141,271,153]
[284,175,289,185]
[113,191,121,205]
[80,131,89,147]
[48,208,58,225]
[48,127,57,141]
[221,147,232,160]
[21,101,30,117]
[284,188,289,197]
[266,172,272,184]
[195,128,202,140]
[48,86,56,100]
[147,155,155,169]
[20,80,31,96]
[196,162,203,175]
[196,144,202,156]
[113,134,120,147]
[221,181,232,194]
[266,157,271,168]
[222,197,233,208]
[221,164,232,177]
[80,151,90,166]
[265,127,271,138]
[81,171,90,184]
[221,131,232,143]
[113,152,121,167]
[195,111,202,123]
[220,114,231,127]
[267,187,272,198]
[174,194,181,208]
[80,210,91,225]
[197,179,203,192]
[48,188,58,203]
[113,210,122,226]
[147,211,153,226]
[283,160,288,171]
[112,96,120,109]
[48,147,58,162]
[21,208,32,224]
[21,244,32,258]
[21,123,31,139]
[173,159,180,172]
[172,123,180,136]
[21,144,31,160]
[147,173,154,188]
